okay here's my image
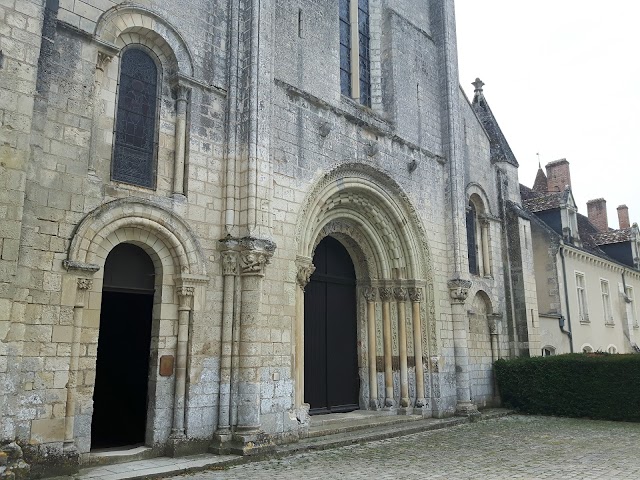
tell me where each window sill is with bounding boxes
[605,323,615,328]
[579,320,591,325]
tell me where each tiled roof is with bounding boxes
[522,191,566,213]
[593,228,635,245]
[532,167,548,193]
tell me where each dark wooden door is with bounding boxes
[305,236,359,414]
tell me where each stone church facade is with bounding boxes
[0,0,539,476]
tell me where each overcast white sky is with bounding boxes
[455,0,640,229]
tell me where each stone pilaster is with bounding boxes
[294,256,314,412]
[63,278,92,457]
[87,50,114,177]
[379,287,394,408]
[167,284,194,456]
[409,287,426,408]
[212,249,239,449]
[364,287,378,409]
[394,287,410,409]
[230,237,276,455]
[448,279,479,417]
[172,84,190,196]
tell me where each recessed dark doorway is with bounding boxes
[304,236,359,415]
[91,243,155,449]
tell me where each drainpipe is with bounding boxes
[559,246,574,353]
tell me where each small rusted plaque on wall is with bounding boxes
[159,355,174,377]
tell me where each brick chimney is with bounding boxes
[545,159,571,192]
[587,198,608,232]
[617,205,630,229]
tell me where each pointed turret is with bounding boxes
[532,164,548,193]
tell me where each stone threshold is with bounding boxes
[56,409,512,480]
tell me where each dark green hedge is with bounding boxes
[494,354,640,422]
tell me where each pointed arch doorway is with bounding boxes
[91,243,155,449]
[304,236,360,414]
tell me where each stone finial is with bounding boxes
[472,78,485,94]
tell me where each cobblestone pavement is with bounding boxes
[176,415,640,479]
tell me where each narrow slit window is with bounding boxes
[339,0,370,106]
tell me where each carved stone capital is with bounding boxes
[408,287,423,303]
[77,278,93,290]
[176,285,195,298]
[378,287,393,302]
[296,260,315,291]
[448,279,472,304]
[221,251,239,276]
[96,51,113,71]
[393,287,408,302]
[363,287,377,303]
[488,313,502,335]
[240,251,272,275]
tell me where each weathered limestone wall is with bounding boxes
[0,0,45,447]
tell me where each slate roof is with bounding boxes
[521,190,567,213]
[470,79,519,168]
[532,167,548,193]
[593,228,635,245]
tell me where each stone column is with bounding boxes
[364,287,378,409]
[88,51,113,177]
[448,279,479,416]
[488,313,502,403]
[480,218,491,276]
[409,287,426,408]
[63,278,92,453]
[379,287,394,408]
[172,85,190,196]
[231,239,276,455]
[295,257,315,411]
[394,287,410,409]
[170,285,194,442]
[213,250,238,446]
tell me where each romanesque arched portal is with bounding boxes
[295,164,435,416]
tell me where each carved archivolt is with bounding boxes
[296,163,433,283]
[67,197,207,277]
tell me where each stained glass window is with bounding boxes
[357,0,371,106]
[112,48,158,188]
[339,0,352,97]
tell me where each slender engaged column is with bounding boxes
[379,287,394,407]
[216,251,238,437]
[64,278,92,451]
[394,288,409,408]
[173,85,190,195]
[448,279,479,416]
[409,288,426,408]
[172,285,194,437]
[88,52,112,176]
[295,257,315,408]
[364,288,378,409]
[481,219,491,276]
[488,313,502,402]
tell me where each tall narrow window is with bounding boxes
[112,48,159,189]
[339,0,371,106]
[576,273,589,323]
[601,279,613,325]
[339,0,352,97]
[466,202,478,275]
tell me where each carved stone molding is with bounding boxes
[378,287,393,302]
[176,285,195,298]
[363,287,377,302]
[393,287,408,302]
[448,279,472,304]
[296,259,315,291]
[77,278,93,290]
[221,251,239,276]
[408,287,423,303]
